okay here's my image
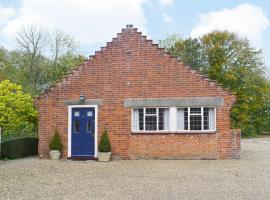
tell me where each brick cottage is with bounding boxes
[37,25,241,160]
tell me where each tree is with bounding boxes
[15,25,49,95]
[4,25,87,96]
[160,31,270,136]
[0,80,38,138]
[48,30,85,83]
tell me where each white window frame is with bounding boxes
[131,107,216,133]
[131,107,170,132]
[176,107,216,133]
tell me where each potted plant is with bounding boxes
[98,129,111,161]
[49,129,63,160]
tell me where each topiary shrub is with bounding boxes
[98,129,111,152]
[49,129,63,151]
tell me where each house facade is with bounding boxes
[37,25,241,160]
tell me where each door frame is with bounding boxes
[68,105,98,158]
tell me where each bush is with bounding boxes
[0,80,38,133]
[2,122,37,141]
[1,137,38,159]
[49,129,63,151]
[98,129,111,152]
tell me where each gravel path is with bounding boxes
[1,137,270,200]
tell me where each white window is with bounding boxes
[177,107,215,131]
[132,108,170,131]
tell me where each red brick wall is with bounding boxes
[36,25,240,160]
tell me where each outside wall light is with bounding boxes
[80,94,85,104]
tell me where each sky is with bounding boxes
[0,0,270,71]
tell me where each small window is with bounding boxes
[74,111,80,117]
[87,121,92,133]
[87,111,93,117]
[74,120,80,133]
[146,108,156,115]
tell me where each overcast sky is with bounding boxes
[0,0,269,71]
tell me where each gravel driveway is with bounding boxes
[1,137,270,200]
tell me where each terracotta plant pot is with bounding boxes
[98,152,111,162]
[49,150,61,160]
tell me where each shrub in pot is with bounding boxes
[49,129,63,160]
[98,129,111,161]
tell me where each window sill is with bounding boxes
[131,131,217,135]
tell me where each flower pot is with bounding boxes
[98,152,111,162]
[49,150,61,160]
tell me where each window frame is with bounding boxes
[131,107,216,133]
[131,107,170,132]
[176,107,216,133]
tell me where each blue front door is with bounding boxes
[71,108,95,156]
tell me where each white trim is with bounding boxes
[67,105,98,158]
[132,107,170,132]
[214,107,216,130]
[201,106,204,130]
[179,106,216,132]
[131,106,217,133]
[170,107,177,132]
[132,130,216,134]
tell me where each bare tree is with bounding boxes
[15,25,48,94]
[51,30,76,65]
[14,25,84,95]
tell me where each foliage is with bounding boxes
[0,25,86,96]
[1,137,38,159]
[49,129,63,151]
[0,25,85,141]
[98,129,111,152]
[160,31,270,136]
[1,122,37,141]
[0,80,38,134]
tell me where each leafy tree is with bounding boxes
[0,80,38,138]
[160,31,270,136]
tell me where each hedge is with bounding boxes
[1,137,38,159]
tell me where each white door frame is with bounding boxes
[68,105,98,158]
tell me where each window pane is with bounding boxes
[177,108,185,130]
[159,108,164,130]
[74,111,80,117]
[209,108,215,130]
[132,109,139,131]
[159,108,169,130]
[184,108,188,130]
[138,109,144,130]
[203,108,209,130]
[87,121,92,133]
[74,120,80,133]
[146,108,156,114]
[87,111,93,117]
[190,108,201,114]
[190,115,202,130]
[145,116,157,130]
